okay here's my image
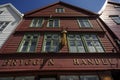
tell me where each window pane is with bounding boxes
[60,75,79,80]
[15,76,35,80]
[29,41,37,52]
[0,77,13,80]
[77,41,85,52]
[86,41,96,52]
[0,22,9,31]
[56,8,64,13]
[78,19,91,27]
[80,76,99,80]
[54,19,59,27]
[21,41,29,52]
[37,18,43,27]
[49,19,53,27]
[18,34,39,52]
[68,34,85,53]
[32,19,38,27]
[44,34,60,52]
[111,16,120,24]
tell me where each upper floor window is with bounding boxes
[56,8,64,13]
[18,34,39,52]
[0,21,10,32]
[42,33,60,52]
[78,18,92,28]
[47,18,60,28]
[0,11,3,14]
[30,18,44,27]
[110,15,120,24]
[68,34,104,53]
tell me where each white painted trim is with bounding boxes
[98,0,108,14]
[0,3,23,17]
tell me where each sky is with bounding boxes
[0,0,120,14]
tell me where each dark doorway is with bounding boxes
[111,70,120,80]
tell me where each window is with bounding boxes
[80,75,99,80]
[68,34,104,53]
[30,18,44,27]
[60,75,79,80]
[110,15,120,24]
[68,34,85,53]
[47,18,60,28]
[56,8,64,13]
[78,18,92,28]
[83,35,104,52]
[60,75,99,80]
[42,33,60,52]
[0,77,14,80]
[0,21,10,32]
[18,34,39,52]
[15,76,35,80]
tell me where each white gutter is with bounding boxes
[98,0,108,14]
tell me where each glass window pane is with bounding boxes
[80,76,99,80]
[21,41,29,52]
[44,34,60,52]
[18,34,39,52]
[0,22,9,31]
[60,75,79,80]
[54,19,59,27]
[37,18,43,27]
[111,16,120,24]
[49,19,53,27]
[32,19,38,27]
[15,76,35,80]
[79,19,91,27]
[0,77,13,80]
[29,41,37,52]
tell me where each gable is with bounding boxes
[25,2,97,17]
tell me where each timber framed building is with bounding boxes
[0,1,120,80]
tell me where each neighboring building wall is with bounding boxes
[100,2,120,40]
[0,3,23,48]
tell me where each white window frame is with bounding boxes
[30,18,44,27]
[56,8,64,13]
[77,18,92,28]
[42,33,60,52]
[110,15,120,24]
[47,18,60,28]
[68,34,86,53]
[18,34,39,52]
[68,34,104,53]
[0,21,10,32]
[83,34,104,53]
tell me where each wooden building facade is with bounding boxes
[100,1,120,48]
[0,1,120,80]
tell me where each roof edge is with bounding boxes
[0,3,24,17]
[25,1,99,16]
[98,0,108,14]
